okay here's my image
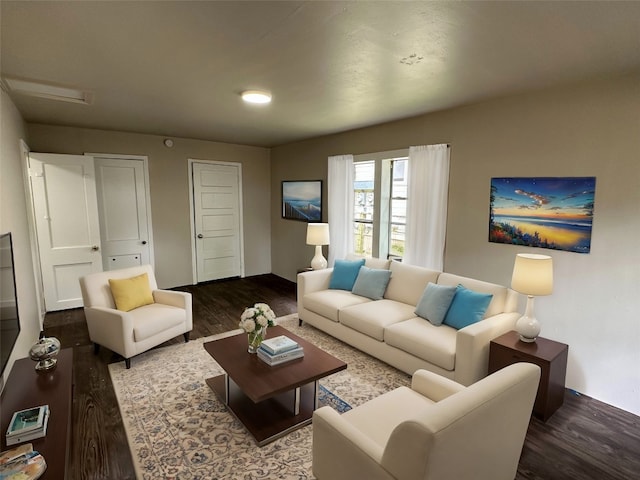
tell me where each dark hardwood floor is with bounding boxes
[43,274,639,480]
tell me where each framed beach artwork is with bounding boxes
[281,180,322,222]
[489,177,596,254]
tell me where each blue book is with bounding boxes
[257,346,304,366]
[260,335,299,355]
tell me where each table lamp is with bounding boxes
[511,253,553,343]
[306,223,330,270]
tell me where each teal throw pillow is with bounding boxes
[329,258,366,291]
[414,282,457,326]
[352,266,392,300]
[443,284,493,330]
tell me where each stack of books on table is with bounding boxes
[5,405,50,447]
[258,335,304,366]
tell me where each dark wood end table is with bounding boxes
[489,331,568,421]
[1,348,73,479]
[203,325,347,446]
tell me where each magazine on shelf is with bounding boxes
[0,443,47,480]
[257,346,304,366]
[260,335,299,355]
[5,406,50,447]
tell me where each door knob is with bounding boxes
[142,240,147,245]
[197,234,204,239]
[91,245,100,251]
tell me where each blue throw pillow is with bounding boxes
[329,258,366,291]
[414,282,457,326]
[352,266,392,300]
[443,284,493,330]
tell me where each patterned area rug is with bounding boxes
[109,314,410,480]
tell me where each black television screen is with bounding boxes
[1,232,21,378]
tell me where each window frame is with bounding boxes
[353,149,408,259]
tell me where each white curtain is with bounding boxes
[327,154,354,266]
[403,144,450,270]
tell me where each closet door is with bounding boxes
[29,153,101,311]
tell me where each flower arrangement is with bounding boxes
[239,303,277,333]
[239,303,276,353]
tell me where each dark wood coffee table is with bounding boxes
[203,325,347,446]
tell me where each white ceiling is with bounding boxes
[2,1,639,148]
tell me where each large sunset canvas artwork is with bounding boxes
[489,177,596,253]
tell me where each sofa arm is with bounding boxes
[312,406,392,480]
[153,289,189,308]
[84,306,135,358]
[411,369,466,401]
[297,268,333,314]
[454,312,520,386]
[297,268,333,295]
[153,289,193,330]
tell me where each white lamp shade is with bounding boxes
[511,253,553,296]
[306,223,330,246]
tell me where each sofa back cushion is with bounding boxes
[80,264,157,309]
[346,254,391,270]
[384,261,441,306]
[436,273,508,318]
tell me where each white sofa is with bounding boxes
[297,258,520,386]
[313,363,541,480]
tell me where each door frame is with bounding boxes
[84,153,155,271]
[20,140,46,328]
[188,158,245,284]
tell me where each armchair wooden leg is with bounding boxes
[125,358,131,369]
[183,332,190,343]
[93,343,100,354]
[299,318,303,326]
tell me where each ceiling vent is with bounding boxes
[2,77,93,105]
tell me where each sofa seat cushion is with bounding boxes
[303,290,371,322]
[340,300,417,341]
[132,303,186,342]
[342,385,434,448]
[385,318,458,371]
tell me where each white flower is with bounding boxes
[241,319,256,333]
[239,303,276,333]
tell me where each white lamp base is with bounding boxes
[516,295,540,342]
[310,245,327,270]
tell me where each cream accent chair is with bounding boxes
[79,265,193,369]
[313,363,540,480]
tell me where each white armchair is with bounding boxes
[313,362,540,480]
[79,265,192,369]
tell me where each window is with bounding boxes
[389,158,407,259]
[352,150,408,259]
[353,161,375,256]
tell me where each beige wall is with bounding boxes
[271,72,640,415]
[0,90,41,389]
[26,126,271,288]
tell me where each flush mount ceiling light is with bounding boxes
[241,90,272,104]
[2,77,93,105]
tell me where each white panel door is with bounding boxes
[94,157,151,270]
[193,162,242,282]
[29,153,102,311]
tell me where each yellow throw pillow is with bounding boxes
[108,273,154,312]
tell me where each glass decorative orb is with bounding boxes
[29,337,61,372]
